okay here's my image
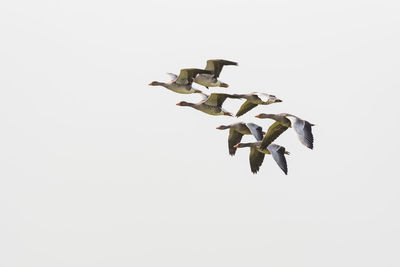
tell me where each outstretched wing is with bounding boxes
[259,121,289,150]
[236,100,258,117]
[228,129,244,156]
[249,147,265,174]
[267,144,288,175]
[245,123,263,141]
[293,119,314,149]
[205,59,238,78]
[204,93,236,107]
[166,73,178,81]
[175,68,212,85]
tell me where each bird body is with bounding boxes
[234,93,282,117]
[194,59,237,88]
[150,81,198,94]
[235,142,290,174]
[194,73,228,88]
[256,113,314,150]
[176,93,239,116]
[149,68,211,94]
[216,122,264,155]
[191,103,230,116]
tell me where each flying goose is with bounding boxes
[194,59,238,88]
[231,122,290,174]
[234,142,290,174]
[216,122,264,156]
[255,113,315,150]
[233,93,282,117]
[176,93,239,116]
[149,68,212,94]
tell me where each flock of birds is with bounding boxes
[149,59,315,175]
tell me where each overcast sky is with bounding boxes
[1,0,400,266]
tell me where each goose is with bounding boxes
[255,113,315,150]
[233,92,282,117]
[149,68,212,94]
[176,93,239,116]
[231,122,290,174]
[234,142,290,174]
[216,122,264,156]
[194,59,238,88]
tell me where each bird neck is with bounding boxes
[180,101,195,107]
[153,81,166,86]
[238,142,258,148]
[218,125,231,130]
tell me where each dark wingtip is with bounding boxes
[235,111,243,118]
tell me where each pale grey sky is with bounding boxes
[1,0,400,266]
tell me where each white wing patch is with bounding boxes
[255,93,271,102]
[166,73,178,82]
[199,92,209,101]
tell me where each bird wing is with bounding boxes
[236,100,258,117]
[255,93,271,103]
[267,144,288,175]
[203,93,234,107]
[198,92,209,101]
[205,59,238,78]
[228,128,244,156]
[175,68,212,85]
[249,147,265,174]
[166,72,178,82]
[293,119,314,149]
[245,123,264,141]
[259,121,289,150]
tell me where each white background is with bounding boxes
[1,0,400,266]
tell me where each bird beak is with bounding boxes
[148,82,152,85]
[216,126,221,129]
[233,144,239,148]
[176,102,181,106]
[255,114,261,118]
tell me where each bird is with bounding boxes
[176,93,240,116]
[149,68,212,94]
[216,122,264,156]
[255,113,315,150]
[230,121,290,174]
[233,92,282,117]
[234,142,290,174]
[194,59,238,88]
